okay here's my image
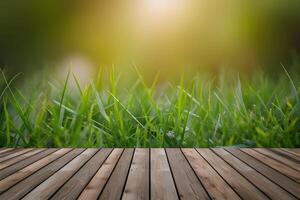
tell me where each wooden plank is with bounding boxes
[166,148,210,200]
[0,149,58,180]
[212,148,296,199]
[0,148,299,199]
[0,149,14,155]
[150,149,179,200]
[122,148,150,200]
[226,148,300,198]
[22,148,98,200]
[242,148,300,183]
[196,148,268,200]
[273,149,300,163]
[0,149,45,170]
[99,149,134,200]
[0,149,84,200]
[0,148,33,163]
[0,148,71,194]
[78,148,123,200]
[51,148,113,200]
[255,149,300,171]
[280,148,300,159]
[284,149,300,155]
[182,149,240,200]
[0,149,21,158]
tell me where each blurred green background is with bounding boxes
[1,0,300,77]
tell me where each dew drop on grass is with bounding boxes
[166,131,175,138]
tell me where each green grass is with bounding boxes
[0,66,300,148]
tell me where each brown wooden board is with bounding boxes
[22,149,98,200]
[0,149,22,158]
[0,149,45,170]
[0,149,84,200]
[276,148,300,162]
[0,149,14,155]
[284,149,300,155]
[51,148,112,200]
[0,148,299,200]
[0,148,72,194]
[182,148,240,200]
[226,148,300,198]
[254,148,300,171]
[242,148,300,183]
[99,148,134,200]
[78,148,124,200]
[166,148,210,200]
[122,148,150,200]
[150,148,179,200]
[0,148,58,180]
[212,148,296,199]
[0,149,33,163]
[196,148,268,200]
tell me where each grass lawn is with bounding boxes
[0,66,299,148]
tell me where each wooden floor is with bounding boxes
[0,148,299,200]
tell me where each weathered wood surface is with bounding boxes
[0,148,299,200]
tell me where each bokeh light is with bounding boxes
[0,0,300,78]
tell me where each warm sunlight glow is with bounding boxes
[144,0,181,16]
[57,54,95,87]
[137,0,185,24]
[129,0,192,70]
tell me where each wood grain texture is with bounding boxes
[166,148,210,200]
[78,148,124,200]
[182,148,240,200]
[212,148,296,199]
[242,148,300,183]
[197,148,268,200]
[0,148,71,194]
[51,148,112,200]
[22,148,98,200]
[284,149,300,155]
[122,148,150,200]
[276,148,300,162]
[226,148,300,198]
[99,148,134,200]
[0,149,84,200]
[254,148,300,171]
[0,149,21,158]
[0,148,33,163]
[0,148,45,170]
[0,148,299,200]
[150,148,179,200]
[0,149,14,155]
[0,148,57,180]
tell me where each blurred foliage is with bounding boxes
[0,66,300,147]
[0,0,300,76]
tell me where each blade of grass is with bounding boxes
[281,63,299,102]
[72,72,83,96]
[59,65,71,112]
[91,83,110,122]
[0,70,21,100]
[106,90,145,129]
[3,100,11,146]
